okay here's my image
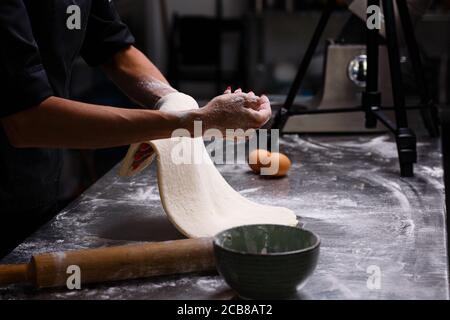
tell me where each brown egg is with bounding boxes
[248,149,292,177]
[270,152,292,177]
[248,149,271,173]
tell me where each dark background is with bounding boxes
[61,0,450,207]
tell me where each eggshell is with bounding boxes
[248,149,271,173]
[248,149,292,177]
[270,152,292,177]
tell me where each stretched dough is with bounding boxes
[119,93,298,238]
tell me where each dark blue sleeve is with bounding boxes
[81,0,135,67]
[0,0,54,118]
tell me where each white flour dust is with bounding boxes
[195,277,225,293]
[420,166,443,179]
[239,187,262,195]
[137,79,175,95]
[334,135,398,158]
[351,170,412,212]
[335,198,358,208]
[281,135,328,151]
[416,166,444,190]
[126,186,160,202]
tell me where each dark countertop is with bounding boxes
[0,134,448,300]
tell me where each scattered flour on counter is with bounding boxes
[216,164,246,174]
[335,135,398,158]
[77,198,111,211]
[318,273,358,299]
[398,219,415,236]
[127,186,160,202]
[420,166,443,179]
[351,171,411,212]
[239,187,262,195]
[424,178,444,191]
[417,166,444,190]
[196,277,225,293]
[282,135,398,159]
[98,287,124,300]
[377,178,411,211]
[335,198,358,208]
[281,135,328,151]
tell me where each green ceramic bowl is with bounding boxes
[213,224,320,299]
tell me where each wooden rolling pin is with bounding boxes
[0,238,215,289]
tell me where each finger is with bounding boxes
[248,106,272,127]
[243,94,263,110]
[245,100,259,110]
[251,95,269,110]
[224,86,232,94]
[234,88,242,93]
[258,96,271,115]
[253,95,272,123]
[260,94,270,103]
[260,95,271,108]
[248,91,255,97]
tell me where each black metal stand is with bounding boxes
[271,0,440,177]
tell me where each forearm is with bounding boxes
[1,96,198,149]
[102,46,176,108]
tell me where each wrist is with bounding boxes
[178,109,204,137]
[154,92,202,137]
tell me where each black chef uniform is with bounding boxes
[0,0,135,258]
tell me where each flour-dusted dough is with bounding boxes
[119,92,298,238]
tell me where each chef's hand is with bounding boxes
[198,88,272,135]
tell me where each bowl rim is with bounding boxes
[213,224,321,257]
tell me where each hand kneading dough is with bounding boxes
[119,92,298,238]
